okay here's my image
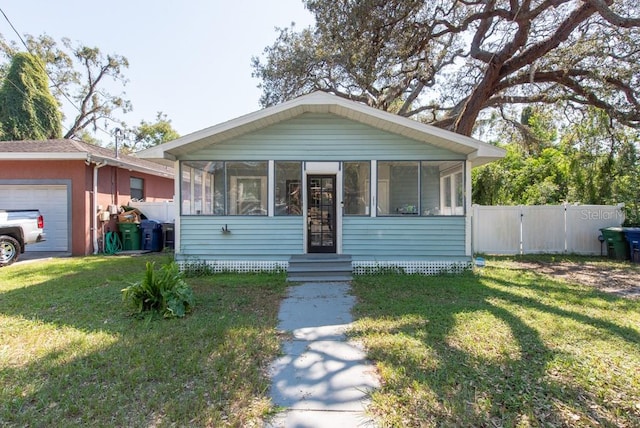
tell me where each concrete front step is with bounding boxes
[288,265,352,273]
[288,262,352,270]
[287,254,353,282]
[289,254,353,262]
[287,275,353,283]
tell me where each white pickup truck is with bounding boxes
[0,210,46,266]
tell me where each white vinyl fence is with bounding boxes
[472,204,625,255]
[129,201,176,223]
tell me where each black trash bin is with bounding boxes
[140,220,163,252]
[162,222,175,250]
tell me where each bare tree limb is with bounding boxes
[585,0,640,28]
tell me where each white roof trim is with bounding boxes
[86,154,174,178]
[138,91,505,167]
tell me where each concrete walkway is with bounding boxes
[266,282,379,428]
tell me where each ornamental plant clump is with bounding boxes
[122,261,194,318]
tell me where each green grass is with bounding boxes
[3,254,639,427]
[0,254,287,427]
[351,258,640,427]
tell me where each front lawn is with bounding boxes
[351,259,640,427]
[0,254,287,427]
[3,254,638,427]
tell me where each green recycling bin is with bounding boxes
[599,227,629,260]
[118,222,141,251]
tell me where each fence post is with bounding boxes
[563,202,568,253]
[471,204,477,254]
[519,206,524,255]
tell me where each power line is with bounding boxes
[0,7,28,49]
[0,6,118,140]
[0,8,72,137]
[0,7,82,114]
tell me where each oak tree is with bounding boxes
[253,0,640,136]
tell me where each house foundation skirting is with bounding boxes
[177,259,472,275]
[352,260,472,275]
[178,259,289,274]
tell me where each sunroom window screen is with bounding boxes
[377,160,465,216]
[275,162,302,215]
[377,161,419,215]
[181,161,223,215]
[227,162,268,215]
[343,162,370,215]
[180,161,267,215]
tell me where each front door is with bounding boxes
[307,175,336,253]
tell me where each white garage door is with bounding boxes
[0,184,69,252]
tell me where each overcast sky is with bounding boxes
[0,1,315,141]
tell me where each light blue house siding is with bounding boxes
[178,216,466,262]
[182,114,462,161]
[177,113,468,263]
[343,217,466,260]
[180,217,303,260]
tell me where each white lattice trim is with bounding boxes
[177,259,471,275]
[178,260,288,274]
[353,260,472,275]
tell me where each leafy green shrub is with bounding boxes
[122,261,194,318]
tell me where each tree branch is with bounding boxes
[501,1,600,77]
[585,0,640,28]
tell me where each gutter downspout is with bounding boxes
[92,160,108,254]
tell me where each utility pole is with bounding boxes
[114,127,124,159]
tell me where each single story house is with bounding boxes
[139,91,505,273]
[0,139,174,256]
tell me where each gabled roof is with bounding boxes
[0,139,173,178]
[138,91,505,167]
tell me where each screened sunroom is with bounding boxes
[179,160,466,218]
[139,91,504,272]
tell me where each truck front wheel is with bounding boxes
[0,235,20,266]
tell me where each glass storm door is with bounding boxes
[307,175,336,253]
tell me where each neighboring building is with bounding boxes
[0,139,174,255]
[139,91,505,272]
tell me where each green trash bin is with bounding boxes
[118,222,141,251]
[599,227,629,260]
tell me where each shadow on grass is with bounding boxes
[0,255,287,426]
[351,267,640,427]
